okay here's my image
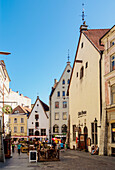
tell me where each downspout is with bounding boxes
[49,96,51,143]
[99,51,103,123]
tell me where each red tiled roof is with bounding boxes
[83,29,110,51]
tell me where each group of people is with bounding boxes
[91,145,99,155]
[12,142,21,155]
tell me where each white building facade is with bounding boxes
[28,96,49,140]
[49,61,72,142]
[69,23,109,154]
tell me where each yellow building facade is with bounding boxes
[9,105,31,139]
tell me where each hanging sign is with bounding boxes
[2,105,12,114]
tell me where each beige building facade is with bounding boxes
[101,25,115,156]
[69,23,109,153]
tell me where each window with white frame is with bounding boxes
[41,129,46,136]
[62,79,65,85]
[111,55,115,71]
[14,126,17,133]
[21,118,24,123]
[111,84,115,104]
[55,112,59,120]
[57,91,60,97]
[14,118,17,123]
[63,101,67,108]
[63,112,67,120]
[55,102,59,108]
[21,126,24,133]
[62,91,65,97]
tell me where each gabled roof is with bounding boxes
[50,62,71,98]
[83,29,110,52]
[28,97,49,119]
[11,105,31,116]
[68,27,110,95]
[100,25,115,41]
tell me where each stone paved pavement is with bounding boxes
[0,149,115,170]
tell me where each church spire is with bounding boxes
[67,49,70,65]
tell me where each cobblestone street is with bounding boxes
[0,150,115,170]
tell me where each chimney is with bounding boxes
[80,21,88,32]
[54,79,57,85]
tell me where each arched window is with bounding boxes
[35,131,39,136]
[62,79,65,85]
[61,124,67,133]
[53,124,59,133]
[67,79,70,84]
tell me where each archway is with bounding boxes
[35,131,39,136]
[84,126,88,151]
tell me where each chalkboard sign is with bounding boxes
[29,150,37,162]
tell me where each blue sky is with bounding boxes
[0,0,114,105]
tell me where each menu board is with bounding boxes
[29,150,37,162]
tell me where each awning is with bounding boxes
[29,136,47,138]
[11,136,28,138]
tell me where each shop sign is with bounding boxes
[2,105,12,114]
[80,135,84,142]
[78,111,87,118]
[87,138,91,146]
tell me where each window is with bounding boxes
[81,42,83,48]
[35,111,38,113]
[14,126,17,133]
[76,72,78,77]
[21,126,24,133]
[91,120,98,145]
[53,124,59,133]
[29,129,34,136]
[63,112,67,120]
[35,114,39,121]
[41,129,46,136]
[111,55,115,71]
[63,101,67,108]
[55,113,59,120]
[14,118,17,123]
[62,124,67,133]
[111,84,115,104]
[111,123,115,143]
[85,62,88,68]
[62,79,65,85]
[80,66,84,79]
[55,102,59,108]
[110,40,115,47]
[35,122,39,128]
[62,91,65,97]
[21,118,24,123]
[67,69,70,73]
[57,91,60,97]
[67,79,70,84]
[73,125,76,141]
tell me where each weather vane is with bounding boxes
[68,49,70,62]
[81,3,86,24]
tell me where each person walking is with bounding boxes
[17,143,21,155]
[12,143,15,153]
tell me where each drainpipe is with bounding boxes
[49,96,51,143]
[99,51,103,123]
